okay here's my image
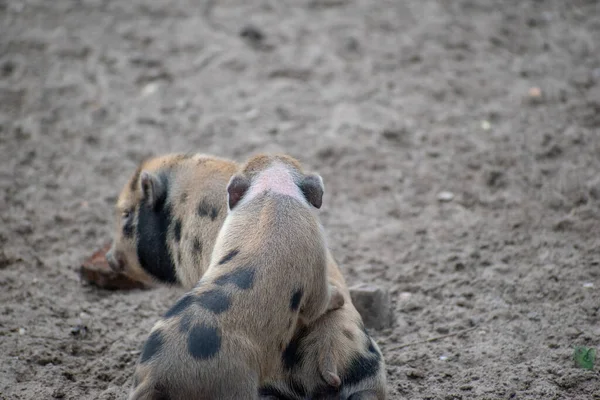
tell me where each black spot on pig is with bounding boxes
[288,380,307,398]
[164,295,194,318]
[179,313,193,333]
[179,192,188,204]
[173,219,182,242]
[214,266,255,290]
[195,288,231,314]
[290,289,303,311]
[198,200,219,221]
[193,238,203,256]
[187,324,221,360]
[258,385,296,400]
[218,249,239,265]
[136,174,177,284]
[140,330,164,363]
[311,383,340,398]
[153,383,171,400]
[282,326,309,371]
[340,351,380,387]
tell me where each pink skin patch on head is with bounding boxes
[243,163,304,204]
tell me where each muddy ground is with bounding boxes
[1,0,600,399]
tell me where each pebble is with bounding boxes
[406,368,425,379]
[528,87,542,98]
[526,86,545,104]
[141,83,159,96]
[70,324,89,337]
[349,283,392,330]
[398,292,412,302]
[18,328,25,335]
[437,191,455,202]
[439,355,449,361]
[582,282,594,288]
[79,312,91,320]
[527,311,540,320]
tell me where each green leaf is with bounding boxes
[573,346,596,370]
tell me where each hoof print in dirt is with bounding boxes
[349,283,392,330]
[79,243,149,291]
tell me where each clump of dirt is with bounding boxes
[1,0,599,398]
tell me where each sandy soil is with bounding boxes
[1,0,600,399]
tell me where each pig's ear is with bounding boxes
[299,173,324,209]
[227,175,250,210]
[140,171,166,209]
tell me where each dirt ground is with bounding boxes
[1,0,600,399]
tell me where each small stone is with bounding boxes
[436,326,450,334]
[439,355,449,361]
[437,191,455,202]
[141,83,158,96]
[406,368,425,379]
[527,311,540,320]
[349,283,392,330]
[79,312,91,320]
[18,328,25,335]
[526,87,544,104]
[70,324,89,337]
[481,120,491,131]
[583,282,594,288]
[398,292,412,302]
[528,87,542,98]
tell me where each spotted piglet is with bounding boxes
[129,154,344,400]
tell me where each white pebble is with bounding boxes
[141,83,159,96]
[481,120,491,131]
[399,292,412,301]
[18,328,25,335]
[583,282,594,288]
[437,191,455,202]
[439,355,448,361]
